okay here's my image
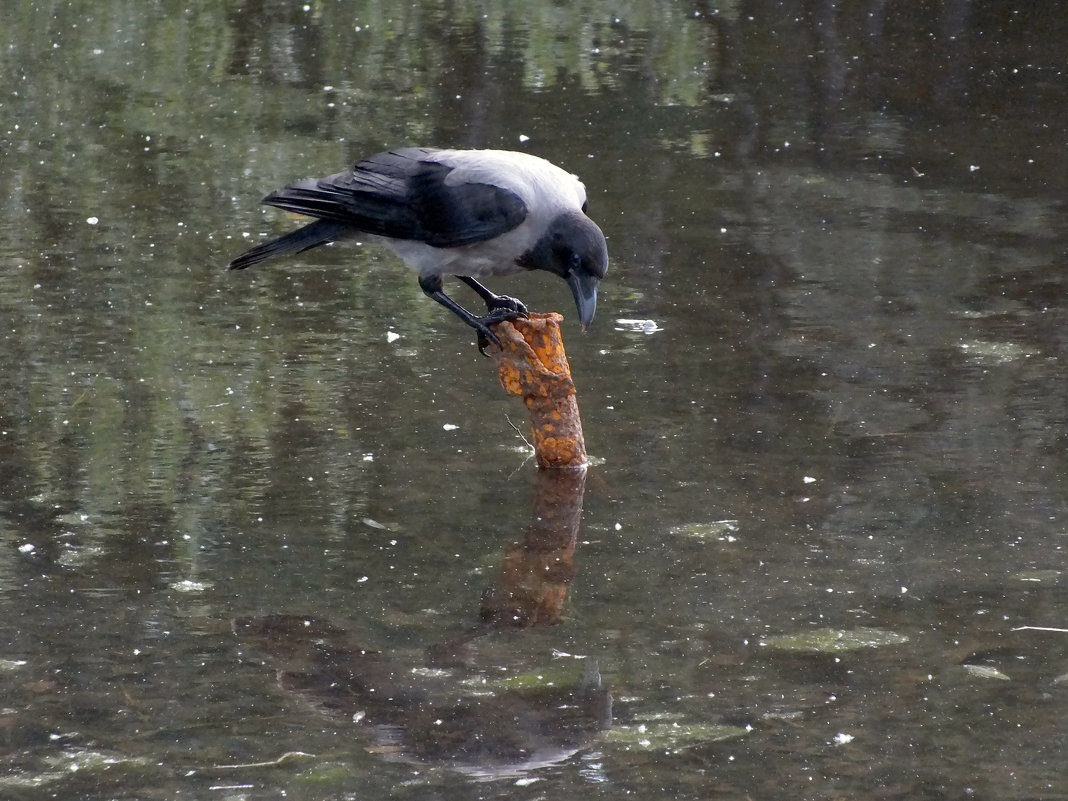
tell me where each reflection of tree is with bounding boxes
[5,0,1055,537]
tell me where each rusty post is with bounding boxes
[489,313,587,469]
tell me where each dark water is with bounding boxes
[2,2,1066,799]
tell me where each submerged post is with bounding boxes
[490,313,587,469]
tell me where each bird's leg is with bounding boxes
[418,275,527,355]
[456,276,529,318]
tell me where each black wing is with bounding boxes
[260,148,529,248]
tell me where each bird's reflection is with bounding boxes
[233,466,608,778]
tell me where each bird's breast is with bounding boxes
[386,223,538,279]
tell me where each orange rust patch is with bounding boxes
[490,313,586,469]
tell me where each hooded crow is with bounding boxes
[228,147,608,352]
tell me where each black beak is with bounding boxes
[567,270,599,331]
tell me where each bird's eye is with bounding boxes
[569,252,583,272]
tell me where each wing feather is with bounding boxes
[261,148,528,247]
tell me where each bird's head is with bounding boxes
[520,210,608,330]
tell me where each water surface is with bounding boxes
[2,2,1066,799]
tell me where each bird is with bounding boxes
[228,147,608,353]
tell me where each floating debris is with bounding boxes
[614,318,661,334]
[958,340,1036,365]
[170,579,212,593]
[210,751,316,770]
[761,627,909,653]
[961,664,1011,681]
[1010,570,1062,583]
[670,520,740,540]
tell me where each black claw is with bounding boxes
[486,294,528,317]
[476,328,499,356]
[474,306,527,356]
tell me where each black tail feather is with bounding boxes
[227,220,349,270]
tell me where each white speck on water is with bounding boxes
[443,423,459,431]
[19,543,35,554]
[803,476,816,484]
[86,216,98,225]
[518,134,530,143]
[833,732,854,745]
[386,331,400,343]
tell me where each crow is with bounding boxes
[229,147,608,352]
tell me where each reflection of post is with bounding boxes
[482,313,588,626]
[490,313,587,469]
[480,467,586,627]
